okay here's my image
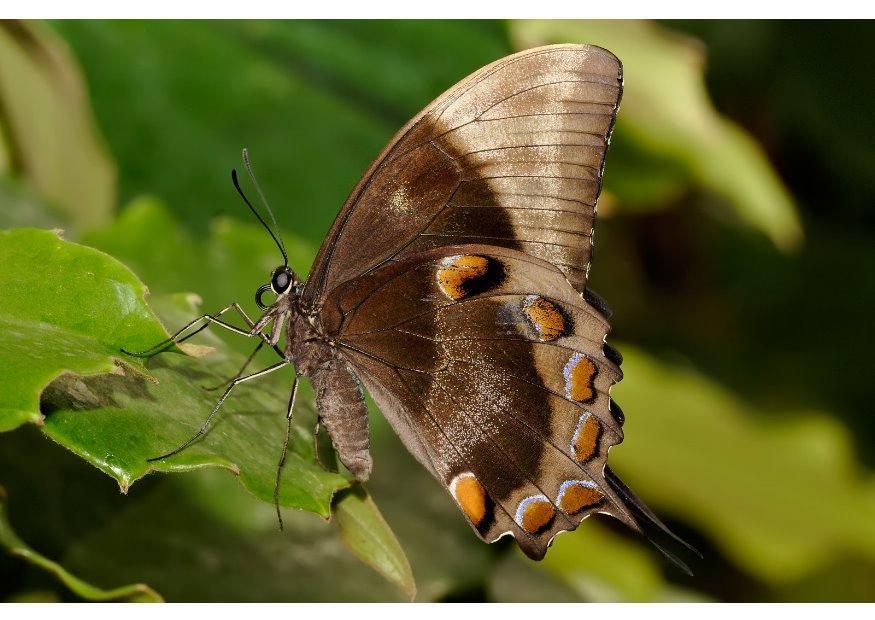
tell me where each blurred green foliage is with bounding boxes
[612,346,875,583]
[0,485,162,602]
[47,20,509,242]
[0,19,873,602]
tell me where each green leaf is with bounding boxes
[0,485,162,602]
[489,517,705,602]
[609,344,875,583]
[63,203,348,516]
[510,20,803,250]
[41,292,349,517]
[0,228,169,432]
[333,486,416,601]
[0,21,115,229]
[488,540,705,603]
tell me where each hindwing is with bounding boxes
[321,245,631,559]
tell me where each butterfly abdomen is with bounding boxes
[312,359,372,481]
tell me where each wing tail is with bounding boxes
[604,465,702,575]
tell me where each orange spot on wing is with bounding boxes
[451,472,488,527]
[517,496,556,534]
[437,255,489,300]
[571,413,601,462]
[522,296,566,341]
[558,480,604,515]
[564,353,597,402]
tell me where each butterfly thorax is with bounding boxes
[282,308,335,377]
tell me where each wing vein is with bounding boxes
[447,350,617,498]
[430,375,576,531]
[391,367,532,542]
[476,79,621,120]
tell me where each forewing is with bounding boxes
[321,245,635,559]
[304,44,622,308]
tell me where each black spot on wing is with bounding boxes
[609,397,625,426]
[463,257,507,298]
[583,287,613,319]
[603,342,623,366]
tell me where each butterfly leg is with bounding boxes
[201,340,265,391]
[147,361,289,463]
[122,302,284,358]
[274,372,300,531]
[213,303,286,359]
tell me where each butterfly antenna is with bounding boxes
[242,148,287,265]
[231,168,288,266]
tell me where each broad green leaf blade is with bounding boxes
[489,518,705,602]
[333,486,416,601]
[0,228,169,432]
[0,21,115,229]
[510,20,803,250]
[42,293,349,517]
[610,344,875,583]
[489,539,705,603]
[0,485,162,602]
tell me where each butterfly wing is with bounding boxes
[307,45,694,566]
[319,245,631,559]
[303,44,622,309]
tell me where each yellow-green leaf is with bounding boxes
[0,21,115,229]
[41,292,350,518]
[510,20,803,250]
[334,486,416,601]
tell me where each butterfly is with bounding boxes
[128,44,698,571]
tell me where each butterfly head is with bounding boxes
[256,265,301,310]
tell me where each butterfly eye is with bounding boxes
[271,267,292,294]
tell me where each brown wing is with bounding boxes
[303,44,622,310]
[319,245,635,560]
